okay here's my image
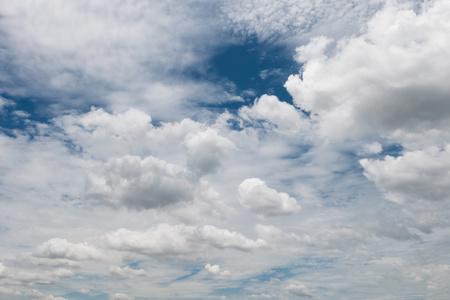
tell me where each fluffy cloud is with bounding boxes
[360,146,450,203]
[109,265,146,278]
[286,283,312,298]
[239,95,307,135]
[33,238,102,261]
[185,129,235,176]
[205,263,231,277]
[85,155,196,209]
[361,142,383,155]
[103,223,266,259]
[285,0,450,146]
[238,178,300,217]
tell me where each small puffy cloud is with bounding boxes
[85,155,196,210]
[109,293,134,300]
[239,95,307,135]
[238,178,300,217]
[103,223,266,259]
[361,142,383,155]
[185,129,235,176]
[109,265,146,278]
[33,238,102,261]
[360,146,450,203]
[205,263,230,277]
[286,284,312,298]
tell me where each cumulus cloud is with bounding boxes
[285,0,450,145]
[286,283,312,298]
[360,146,450,203]
[57,107,153,158]
[239,95,307,135]
[85,155,196,209]
[109,265,146,278]
[238,178,300,217]
[103,223,266,259]
[185,129,235,176]
[33,238,102,261]
[205,263,231,277]
[57,107,206,161]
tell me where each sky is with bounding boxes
[1,0,450,299]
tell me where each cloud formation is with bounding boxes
[285,1,450,145]
[85,155,196,209]
[238,178,300,217]
[103,223,266,259]
[361,146,450,203]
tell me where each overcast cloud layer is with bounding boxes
[1,0,450,299]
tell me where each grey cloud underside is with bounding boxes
[85,155,197,209]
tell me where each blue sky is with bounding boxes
[1,0,450,299]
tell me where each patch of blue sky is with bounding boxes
[194,39,297,111]
[380,143,404,158]
[60,292,109,300]
[172,268,203,282]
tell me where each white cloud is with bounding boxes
[259,68,283,80]
[103,223,266,259]
[239,95,307,135]
[360,146,450,203]
[285,0,450,146]
[85,155,196,210]
[221,0,383,44]
[255,224,317,246]
[238,178,300,217]
[185,129,235,176]
[109,265,146,278]
[204,263,231,277]
[361,142,383,155]
[0,0,226,118]
[33,238,102,261]
[286,283,312,298]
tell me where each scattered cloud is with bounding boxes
[205,263,231,277]
[361,146,450,203]
[286,283,312,298]
[239,178,301,217]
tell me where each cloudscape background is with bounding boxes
[1,0,450,299]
